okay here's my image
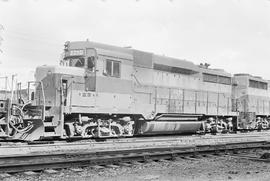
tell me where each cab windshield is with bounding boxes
[62,56,95,71]
[69,58,85,68]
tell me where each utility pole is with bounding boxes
[0,24,3,54]
[0,24,4,66]
[10,74,17,106]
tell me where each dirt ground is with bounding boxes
[3,151,270,181]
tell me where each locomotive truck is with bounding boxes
[0,40,269,141]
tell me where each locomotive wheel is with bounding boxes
[81,124,96,138]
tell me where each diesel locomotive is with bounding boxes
[0,40,269,141]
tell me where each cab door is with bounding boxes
[85,48,97,91]
[61,79,68,106]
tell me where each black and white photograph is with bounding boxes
[0,0,270,180]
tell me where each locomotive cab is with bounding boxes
[34,41,136,139]
[32,46,99,139]
[62,46,97,92]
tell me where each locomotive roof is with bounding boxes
[152,55,199,73]
[234,73,268,83]
[67,41,133,54]
[199,67,232,77]
[66,41,200,73]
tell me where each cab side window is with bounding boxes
[106,60,112,76]
[104,59,121,78]
[87,56,95,71]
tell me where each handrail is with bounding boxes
[131,73,142,86]
[27,81,46,120]
[39,81,46,120]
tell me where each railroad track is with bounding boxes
[1,130,270,146]
[0,137,269,160]
[0,140,270,174]
[1,131,270,176]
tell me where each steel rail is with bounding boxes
[0,141,269,173]
[1,131,270,147]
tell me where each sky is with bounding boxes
[0,0,270,88]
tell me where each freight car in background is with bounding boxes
[0,40,269,141]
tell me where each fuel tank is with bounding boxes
[139,121,203,135]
